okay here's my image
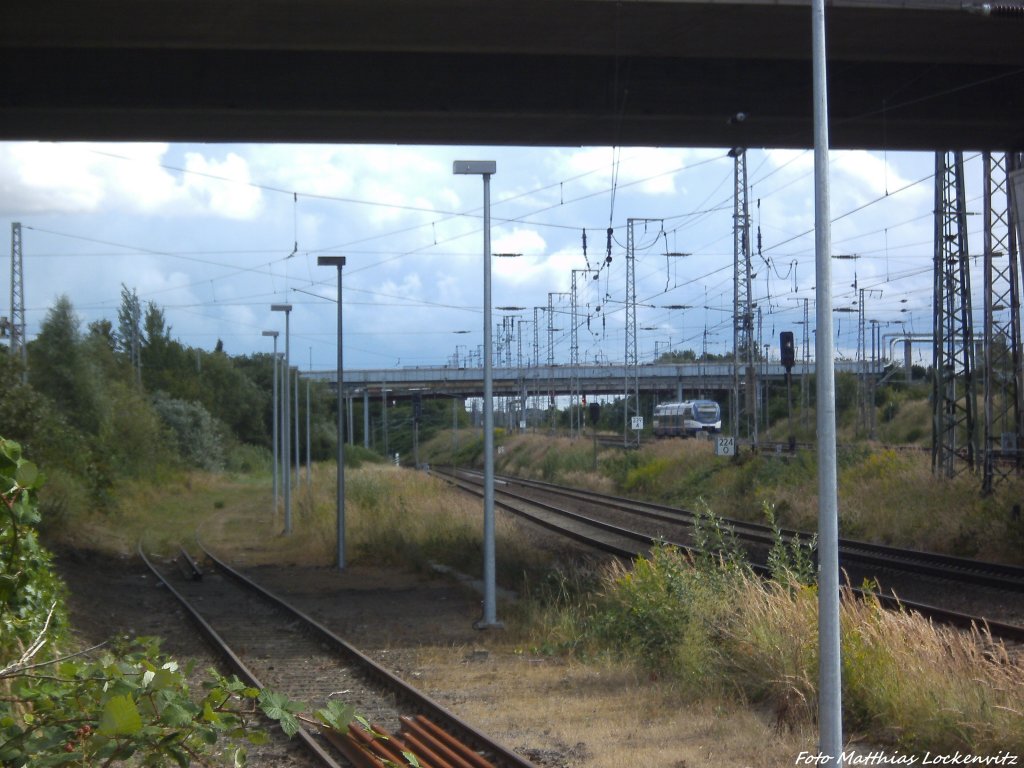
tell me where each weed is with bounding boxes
[690,500,749,576]
[763,501,816,585]
[588,543,728,691]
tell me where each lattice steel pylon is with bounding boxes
[571,268,595,437]
[9,222,27,382]
[981,151,1023,493]
[858,287,867,435]
[624,220,646,445]
[932,151,977,478]
[730,149,757,445]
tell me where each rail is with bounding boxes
[438,468,1024,643]
[138,540,541,768]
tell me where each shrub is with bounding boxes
[588,543,733,690]
[150,391,226,471]
[0,437,359,766]
[0,438,68,662]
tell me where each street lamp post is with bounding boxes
[317,255,347,570]
[453,160,502,629]
[270,303,293,534]
[261,331,280,519]
[812,0,843,759]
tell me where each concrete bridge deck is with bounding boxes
[2,0,1022,150]
[304,360,871,399]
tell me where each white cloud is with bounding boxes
[180,151,263,220]
[1,142,953,369]
[0,143,266,220]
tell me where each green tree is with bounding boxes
[87,318,115,352]
[116,284,142,383]
[28,296,106,436]
[140,301,187,395]
[195,351,266,446]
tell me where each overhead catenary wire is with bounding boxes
[15,142,953,368]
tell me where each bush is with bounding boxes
[150,391,226,471]
[588,543,732,690]
[224,442,271,474]
[0,439,68,661]
[0,437,359,766]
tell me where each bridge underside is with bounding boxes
[2,0,1022,150]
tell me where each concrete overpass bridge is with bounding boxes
[304,360,869,402]
[2,0,1022,150]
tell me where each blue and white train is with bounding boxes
[652,400,722,437]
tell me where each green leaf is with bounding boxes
[146,664,180,691]
[202,700,222,725]
[316,700,354,732]
[258,691,303,738]
[159,701,196,728]
[14,460,39,489]
[98,694,143,737]
[1,439,22,463]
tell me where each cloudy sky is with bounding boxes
[1,141,978,373]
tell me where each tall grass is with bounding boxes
[572,543,1024,754]
[235,463,553,587]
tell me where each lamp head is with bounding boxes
[453,160,496,175]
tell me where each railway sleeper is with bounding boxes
[320,714,497,768]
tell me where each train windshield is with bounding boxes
[692,401,720,423]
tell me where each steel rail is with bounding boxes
[449,467,1024,593]
[141,540,542,768]
[439,468,1024,643]
[196,542,539,768]
[137,542,345,768]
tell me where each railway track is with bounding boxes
[139,542,540,768]
[437,467,1024,643]
[477,470,1024,593]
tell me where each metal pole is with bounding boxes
[363,389,370,449]
[335,261,345,568]
[454,159,500,629]
[262,331,280,519]
[318,256,347,569]
[382,381,389,457]
[481,170,498,628]
[273,344,279,512]
[812,0,843,760]
[306,375,311,490]
[294,368,300,492]
[271,304,293,534]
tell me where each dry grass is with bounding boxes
[57,454,1024,762]
[722,573,1024,752]
[839,590,1024,752]
[411,646,818,768]
[56,470,269,556]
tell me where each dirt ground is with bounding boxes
[53,547,824,768]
